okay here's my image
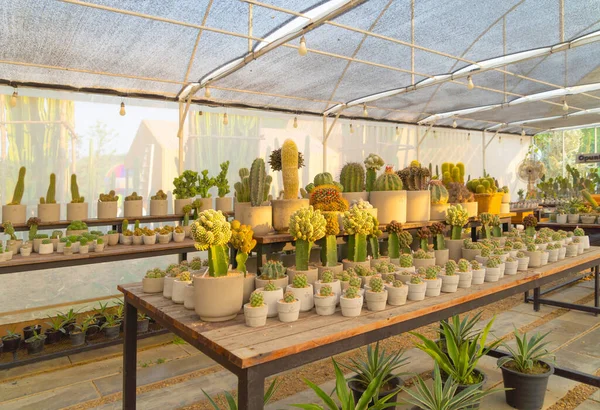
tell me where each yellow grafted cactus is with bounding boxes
[343,207,375,262]
[289,206,326,271]
[323,211,340,236]
[191,210,232,276]
[230,219,257,275]
[281,139,299,199]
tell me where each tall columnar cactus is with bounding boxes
[9,166,26,205]
[40,173,56,205]
[581,189,598,208]
[445,205,469,240]
[250,158,266,207]
[387,220,403,259]
[398,161,431,191]
[429,180,449,205]
[430,222,446,250]
[191,210,232,277]
[364,153,385,192]
[342,207,375,262]
[310,184,349,212]
[260,260,286,279]
[368,216,383,259]
[320,211,340,267]
[281,139,299,199]
[230,220,257,276]
[70,174,85,203]
[122,219,129,232]
[339,162,365,193]
[289,206,326,271]
[215,161,230,198]
[374,166,403,191]
[234,168,250,202]
[441,162,465,187]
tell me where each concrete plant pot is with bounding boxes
[485,267,501,282]
[271,198,309,232]
[124,200,143,218]
[472,268,486,284]
[240,205,273,236]
[142,277,164,293]
[132,235,143,245]
[517,257,530,270]
[365,290,388,311]
[234,201,250,222]
[38,203,60,222]
[314,279,342,304]
[215,197,233,213]
[446,238,463,261]
[38,242,53,255]
[342,259,371,271]
[257,287,284,318]
[413,258,435,269]
[368,190,407,224]
[406,190,430,222]
[340,294,363,317]
[505,260,518,275]
[20,246,32,257]
[255,275,288,290]
[386,284,408,305]
[194,272,243,322]
[67,203,88,221]
[440,274,459,292]
[314,294,336,315]
[424,278,442,297]
[567,214,579,223]
[317,263,343,278]
[244,303,268,327]
[97,201,117,219]
[172,279,191,304]
[565,243,578,257]
[286,266,318,285]
[183,283,195,310]
[555,214,567,224]
[434,249,449,266]
[525,250,543,267]
[174,198,193,215]
[277,299,301,322]
[407,282,427,301]
[163,276,176,299]
[242,273,256,304]
[143,235,156,245]
[457,270,473,288]
[462,248,481,261]
[558,247,566,260]
[109,233,120,246]
[286,284,314,312]
[150,199,168,216]
[2,204,26,224]
[430,203,449,221]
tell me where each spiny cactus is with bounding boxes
[189,259,203,271]
[339,162,365,193]
[430,222,446,251]
[99,190,119,202]
[264,281,278,291]
[292,273,308,288]
[410,275,423,284]
[230,220,257,275]
[445,260,457,276]
[268,147,304,171]
[416,227,431,251]
[197,169,216,199]
[387,220,405,258]
[151,190,167,200]
[179,271,192,282]
[425,266,438,279]
[125,192,142,201]
[321,270,334,283]
[280,139,300,199]
[369,277,384,292]
[574,227,585,236]
[320,212,340,267]
[441,162,465,187]
[173,170,198,200]
[319,285,334,297]
[448,182,474,203]
[429,180,449,205]
[250,291,264,307]
[524,214,538,236]
[486,257,501,268]
[398,161,430,191]
[70,174,85,203]
[445,205,469,239]
[471,260,482,270]
[214,161,230,198]
[466,176,498,194]
[516,251,526,258]
[310,184,349,212]
[349,276,362,288]
[3,222,16,241]
[289,206,326,271]
[191,210,232,277]
[374,166,403,191]
[392,279,404,288]
[283,291,296,303]
[413,249,433,259]
[364,153,385,192]
[40,173,56,204]
[344,286,360,299]
[399,254,413,267]
[457,259,470,272]
[9,166,26,205]
[234,168,250,203]
[261,260,286,279]
[343,207,375,262]
[250,158,268,207]
[480,247,491,257]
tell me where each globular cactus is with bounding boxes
[289,206,326,271]
[349,276,362,288]
[292,273,308,288]
[125,192,143,201]
[319,285,334,297]
[189,258,203,271]
[574,227,585,236]
[413,249,433,259]
[441,162,465,187]
[392,279,404,288]
[339,162,365,193]
[523,214,538,228]
[261,260,286,280]
[310,184,349,212]
[191,210,232,276]
[281,139,299,199]
[283,291,296,303]
[234,168,251,203]
[314,172,335,187]
[457,259,470,272]
[374,166,403,191]
[467,176,497,194]
[486,257,501,268]
[369,277,384,292]
[448,182,474,203]
[70,174,85,203]
[480,247,491,257]
[398,161,430,191]
[425,266,438,279]
[99,190,119,202]
[321,270,334,283]
[9,166,26,205]
[429,180,449,205]
[516,251,525,258]
[230,220,257,275]
[264,281,278,291]
[179,271,192,282]
[344,286,360,299]
[410,275,423,284]
[151,190,167,200]
[250,291,264,307]
[399,254,413,267]
[364,153,385,192]
[445,260,457,276]
[471,260,482,270]
[3,222,16,241]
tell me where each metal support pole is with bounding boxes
[322,115,327,172]
[237,366,265,410]
[123,300,138,409]
[595,265,599,316]
[482,130,486,172]
[533,287,541,312]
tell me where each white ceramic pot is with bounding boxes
[317,263,343,278]
[286,266,318,285]
[107,233,119,246]
[150,199,168,216]
[143,235,157,245]
[491,237,507,247]
[258,287,284,318]
[548,249,559,263]
[244,303,268,327]
[340,295,363,317]
[440,274,459,293]
[558,247,566,260]
[157,234,170,244]
[314,279,342,304]
[446,239,463,261]
[485,267,501,282]
[504,261,518,275]
[502,193,511,203]
[239,205,273,236]
[95,243,105,252]
[567,214,579,224]
[406,190,430,222]
[581,215,596,224]
[370,256,390,268]
[498,262,506,277]
[314,294,336,315]
[368,190,407,224]
[536,243,548,251]
[462,248,481,261]
[79,245,89,254]
[67,202,88,221]
[173,232,185,243]
[434,249,449,266]
[197,198,213,211]
[556,214,567,224]
[2,204,27,224]
[132,235,143,245]
[342,259,371,271]
[540,251,549,265]
[430,203,449,221]
[385,284,408,306]
[20,246,32,257]
[472,269,486,285]
[565,243,578,257]
[163,276,176,299]
[277,299,301,322]
[413,258,435,269]
[272,199,309,232]
[174,198,193,215]
[97,201,117,219]
[517,257,530,271]
[365,290,388,311]
[193,273,243,322]
[286,284,314,312]
[457,270,473,288]
[215,197,233,213]
[475,255,489,265]
[38,203,61,222]
[424,278,442,297]
[172,279,191,303]
[577,241,584,255]
[407,282,427,301]
[581,235,590,249]
[142,277,164,293]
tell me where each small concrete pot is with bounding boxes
[314,294,336,315]
[440,274,459,293]
[258,287,284,318]
[340,294,363,317]
[407,282,427,301]
[277,299,301,322]
[457,270,473,288]
[244,303,268,327]
[365,290,388,311]
[424,278,442,297]
[286,284,314,312]
[97,201,117,219]
[385,284,408,306]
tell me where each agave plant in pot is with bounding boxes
[398,160,431,222]
[101,312,122,339]
[445,204,470,261]
[69,315,97,346]
[173,170,198,214]
[369,165,407,224]
[24,329,47,355]
[497,329,555,410]
[45,316,66,344]
[342,206,376,270]
[192,209,243,322]
[229,220,257,303]
[286,206,326,284]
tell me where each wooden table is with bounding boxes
[119,247,600,409]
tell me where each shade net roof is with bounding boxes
[2,0,600,135]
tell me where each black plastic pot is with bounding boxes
[103,324,121,340]
[454,369,486,410]
[23,324,42,340]
[2,335,21,353]
[500,359,554,410]
[348,376,403,405]
[25,335,47,355]
[137,318,149,333]
[45,329,62,344]
[70,331,86,347]
[94,314,107,328]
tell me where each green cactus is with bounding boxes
[425,266,438,279]
[344,286,360,299]
[314,172,334,187]
[248,291,263,308]
[392,279,404,288]
[9,166,26,205]
[264,281,278,291]
[191,210,232,277]
[250,158,267,207]
[289,206,326,271]
[369,277,384,292]
[581,189,598,208]
[173,170,198,200]
[122,219,129,233]
[321,270,334,283]
[368,216,382,259]
[399,254,413,267]
[349,276,362,288]
[398,160,431,191]
[470,260,482,270]
[70,174,85,203]
[179,271,192,282]
[283,291,296,303]
[364,153,385,192]
[416,226,431,251]
[3,222,16,241]
[125,192,143,201]
[414,249,434,259]
[39,173,57,204]
[387,220,405,258]
[429,180,449,205]
[457,259,470,272]
[292,273,309,288]
[486,257,501,268]
[445,205,469,239]
[574,227,585,236]
[374,166,403,191]
[445,260,457,276]
[479,213,493,239]
[430,222,446,250]
[339,162,365,193]
[480,247,491,257]
[320,212,340,267]
[134,220,140,230]
[260,260,286,279]
[197,169,216,199]
[27,217,41,241]
[234,168,250,203]
[410,275,423,284]
[100,190,119,202]
[151,189,167,200]
[319,285,334,297]
[342,207,375,262]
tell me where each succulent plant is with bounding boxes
[526,243,537,252]
[349,198,373,209]
[173,170,199,200]
[441,162,465,186]
[125,192,143,201]
[340,162,366,193]
[516,251,526,258]
[353,265,372,277]
[349,276,362,288]
[250,291,264,307]
[310,184,349,212]
[261,260,286,280]
[369,277,384,292]
[445,205,469,239]
[364,153,385,192]
[397,160,430,191]
[374,261,396,273]
[344,286,360,299]
[337,271,351,282]
[399,254,413,267]
[457,259,470,272]
[268,146,304,171]
[466,176,498,194]
[445,260,457,276]
[282,291,297,303]
[486,257,501,268]
[319,211,341,268]
[523,215,538,237]
[479,213,493,239]
[321,270,334,283]
[387,220,404,258]
[424,266,438,279]
[39,173,57,205]
[374,166,403,191]
[343,207,375,263]
[470,260,482,270]
[448,182,474,203]
[413,249,433,259]
[8,166,26,205]
[289,206,326,271]
[429,180,449,205]
[191,210,232,277]
[430,222,446,250]
[573,227,585,236]
[264,281,278,292]
[319,285,334,297]
[416,226,431,251]
[292,273,309,288]
[179,271,192,282]
[230,220,257,275]
[150,189,167,200]
[410,275,423,284]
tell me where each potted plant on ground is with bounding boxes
[2,329,21,353]
[339,161,368,203]
[286,272,314,312]
[44,316,66,344]
[314,285,336,315]
[497,329,555,410]
[342,342,407,405]
[192,209,243,322]
[67,174,88,221]
[97,190,118,219]
[398,160,431,222]
[287,206,326,284]
[214,161,233,213]
[229,220,257,303]
[440,261,460,293]
[244,290,268,327]
[413,249,435,269]
[24,329,46,355]
[2,166,27,224]
[456,258,473,288]
[407,275,427,301]
[430,179,450,221]
[270,140,309,231]
[423,266,442,297]
[369,165,407,224]
[446,205,470,261]
[236,159,274,235]
[365,276,387,311]
[101,312,121,339]
[277,290,300,322]
[173,170,198,214]
[316,211,344,276]
[340,285,363,317]
[38,173,60,222]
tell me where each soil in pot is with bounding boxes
[349,377,403,406]
[25,335,47,355]
[500,360,554,410]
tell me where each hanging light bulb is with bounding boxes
[520,138,523,145]
[223,112,228,125]
[498,135,502,143]
[293,116,298,128]
[434,130,437,138]
[521,129,526,136]
[298,36,308,56]
[119,102,126,116]
[362,103,368,116]
[467,76,474,90]
[395,126,400,137]
[10,89,18,107]
[350,123,354,134]
[562,98,569,111]
[198,110,203,116]
[204,87,211,99]
[452,119,457,128]
[467,132,471,141]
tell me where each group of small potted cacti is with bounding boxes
[118,219,187,246]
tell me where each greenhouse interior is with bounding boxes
[1,1,600,409]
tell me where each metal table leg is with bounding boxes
[533,287,541,312]
[237,367,265,410]
[595,265,599,317]
[123,300,138,409]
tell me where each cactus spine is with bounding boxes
[249,159,266,207]
[339,162,365,193]
[9,166,26,205]
[70,174,85,203]
[281,139,299,199]
[374,166,403,191]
